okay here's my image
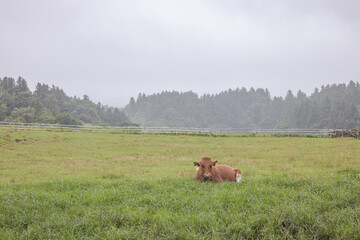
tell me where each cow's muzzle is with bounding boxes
[204,173,212,180]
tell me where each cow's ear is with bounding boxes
[212,160,218,166]
[194,162,200,167]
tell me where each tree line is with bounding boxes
[0,77,132,126]
[2,77,359,129]
[124,81,360,129]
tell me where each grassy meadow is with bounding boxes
[0,129,359,239]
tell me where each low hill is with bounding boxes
[0,77,132,126]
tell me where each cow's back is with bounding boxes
[215,164,237,182]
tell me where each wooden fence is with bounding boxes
[0,121,348,137]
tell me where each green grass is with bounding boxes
[0,129,360,239]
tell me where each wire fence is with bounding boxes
[0,121,348,137]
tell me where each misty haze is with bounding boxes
[1,1,360,129]
[1,1,359,110]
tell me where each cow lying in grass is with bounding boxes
[194,157,242,183]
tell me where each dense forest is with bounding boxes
[124,81,360,129]
[1,77,359,129]
[0,77,131,126]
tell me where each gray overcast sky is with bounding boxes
[1,0,359,107]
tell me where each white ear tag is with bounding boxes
[236,173,242,182]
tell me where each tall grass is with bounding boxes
[1,176,359,239]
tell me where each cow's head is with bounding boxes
[194,157,218,181]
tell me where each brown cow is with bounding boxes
[193,157,242,183]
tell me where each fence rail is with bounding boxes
[0,121,348,137]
